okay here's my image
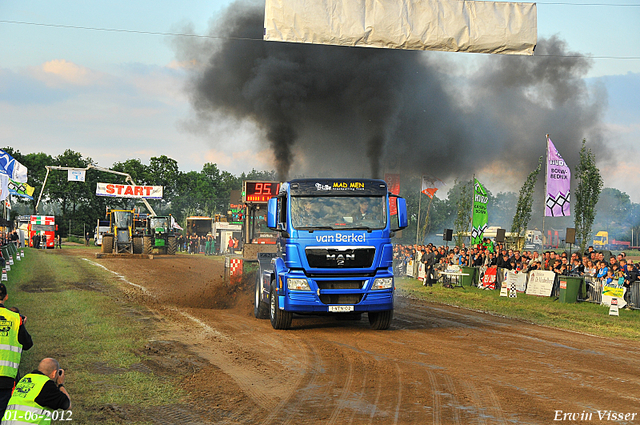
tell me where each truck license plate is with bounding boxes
[329,305,354,313]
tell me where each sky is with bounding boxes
[1,0,639,200]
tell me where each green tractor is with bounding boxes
[143,215,177,255]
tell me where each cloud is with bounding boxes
[38,59,104,87]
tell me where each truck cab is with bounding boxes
[254,179,407,330]
[593,231,608,249]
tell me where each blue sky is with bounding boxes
[1,0,639,200]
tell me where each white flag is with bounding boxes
[0,174,9,201]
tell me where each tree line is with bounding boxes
[5,146,639,249]
[3,147,275,237]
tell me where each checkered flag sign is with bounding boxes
[545,136,571,217]
[509,282,517,298]
[471,223,488,240]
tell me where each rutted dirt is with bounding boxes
[59,247,640,424]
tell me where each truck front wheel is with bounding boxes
[368,310,393,330]
[254,273,269,319]
[143,236,152,255]
[102,235,114,254]
[167,236,177,255]
[269,282,292,330]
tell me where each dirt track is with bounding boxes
[66,247,640,424]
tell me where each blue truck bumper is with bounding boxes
[283,288,394,313]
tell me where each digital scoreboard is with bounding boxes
[242,181,280,203]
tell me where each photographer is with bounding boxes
[2,358,71,424]
[0,283,33,419]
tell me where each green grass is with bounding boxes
[6,248,184,424]
[397,276,640,340]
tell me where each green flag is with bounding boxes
[471,178,488,246]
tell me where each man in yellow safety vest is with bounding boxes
[0,283,33,419]
[1,358,70,424]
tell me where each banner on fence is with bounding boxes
[481,267,498,290]
[406,260,415,278]
[525,270,555,297]
[602,285,627,308]
[503,270,527,293]
[417,262,425,281]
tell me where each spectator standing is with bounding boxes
[422,246,436,286]
[85,232,90,246]
[0,283,33,418]
[2,357,71,423]
[56,234,62,249]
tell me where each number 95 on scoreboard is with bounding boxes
[242,181,281,204]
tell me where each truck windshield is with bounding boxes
[291,196,386,230]
[32,224,54,232]
[150,218,168,229]
[113,211,132,228]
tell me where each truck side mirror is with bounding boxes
[395,198,408,230]
[267,198,278,230]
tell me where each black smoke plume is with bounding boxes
[177,0,607,183]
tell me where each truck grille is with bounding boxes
[316,280,364,290]
[306,247,375,268]
[319,294,364,305]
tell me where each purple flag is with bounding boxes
[545,137,571,217]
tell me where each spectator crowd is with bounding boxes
[393,240,638,305]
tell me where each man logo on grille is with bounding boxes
[326,253,355,266]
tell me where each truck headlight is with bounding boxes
[287,278,311,291]
[372,277,393,290]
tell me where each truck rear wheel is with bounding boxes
[254,273,269,319]
[167,236,177,255]
[132,236,143,254]
[101,235,113,254]
[368,310,393,330]
[269,282,292,330]
[143,236,152,255]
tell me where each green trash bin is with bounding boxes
[559,276,583,303]
[460,267,477,287]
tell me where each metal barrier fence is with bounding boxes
[629,281,640,310]
[584,276,602,304]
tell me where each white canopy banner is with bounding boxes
[264,0,537,55]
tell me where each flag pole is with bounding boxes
[542,134,549,248]
[416,188,422,244]
[421,195,435,243]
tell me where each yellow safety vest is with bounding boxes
[0,308,23,379]
[2,373,53,425]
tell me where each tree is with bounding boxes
[511,156,543,249]
[574,139,604,254]
[453,180,472,247]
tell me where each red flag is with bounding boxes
[421,175,445,199]
[385,174,400,215]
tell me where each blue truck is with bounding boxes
[254,178,408,330]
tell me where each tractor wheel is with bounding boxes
[132,236,143,254]
[167,236,177,255]
[143,236,152,255]
[269,281,292,330]
[368,310,393,330]
[254,272,269,319]
[101,235,113,254]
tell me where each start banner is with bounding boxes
[96,183,163,199]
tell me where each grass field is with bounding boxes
[6,248,183,424]
[396,276,640,340]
